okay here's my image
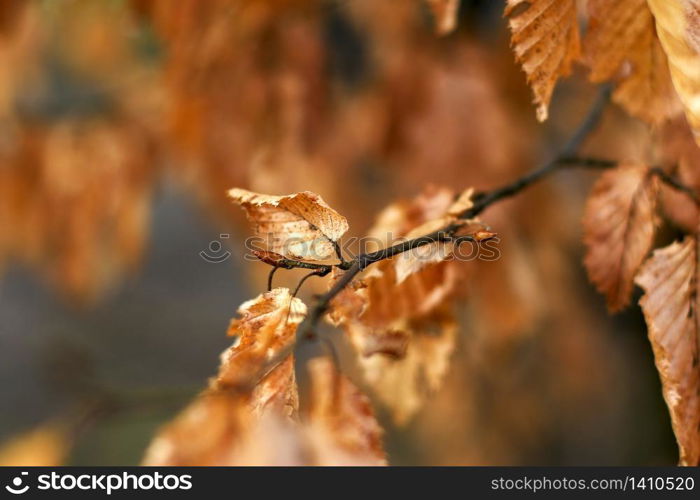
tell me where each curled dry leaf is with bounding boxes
[583,0,682,124]
[635,237,700,466]
[228,188,349,261]
[648,0,700,145]
[217,287,306,418]
[582,165,659,311]
[425,0,460,36]
[505,0,581,121]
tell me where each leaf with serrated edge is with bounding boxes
[648,0,700,145]
[229,188,349,261]
[635,237,700,465]
[505,0,580,121]
[583,0,681,124]
[583,165,659,311]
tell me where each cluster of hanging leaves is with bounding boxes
[581,153,700,465]
[506,0,699,139]
[143,286,385,466]
[504,0,700,466]
[143,186,493,464]
[3,0,700,466]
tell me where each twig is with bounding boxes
[557,157,700,207]
[268,86,699,344]
[292,87,612,341]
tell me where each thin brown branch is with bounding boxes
[557,157,700,206]
[291,86,613,341]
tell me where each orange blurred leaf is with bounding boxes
[425,0,460,35]
[583,165,659,311]
[583,0,681,124]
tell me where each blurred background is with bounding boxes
[0,0,678,465]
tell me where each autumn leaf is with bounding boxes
[583,165,659,311]
[635,237,700,466]
[0,422,70,466]
[228,188,349,261]
[303,357,386,465]
[647,0,700,146]
[217,288,306,404]
[505,0,581,121]
[583,0,681,124]
[425,0,460,35]
[349,309,457,425]
[328,187,472,422]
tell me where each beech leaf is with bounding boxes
[583,165,659,311]
[505,0,581,121]
[648,0,700,146]
[228,188,349,261]
[218,288,306,385]
[635,237,700,466]
[583,0,682,124]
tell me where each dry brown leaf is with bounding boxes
[0,423,70,466]
[635,237,700,465]
[583,164,659,311]
[648,0,700,145]
[217,287,306,397]
[303,357,387,465]
[229,188,349,261]
[393,188,480,284]
[425,0,460,35]
[583,0,682,124]
[505,0,581,121]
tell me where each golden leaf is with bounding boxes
[229,188,349,261]
[328,187,471,422]
[505,0,581,121]
[144,288,306,465]
[583,165,659,311]
[217,288,306,405]
[648,0,700,145]
[0,423,70,466]
[635,237,700,465]
[425,0,460,35]
[142,390,252,466]
[583,0,682,124]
